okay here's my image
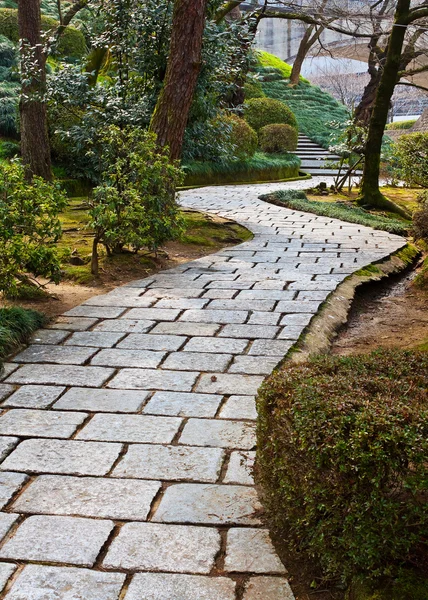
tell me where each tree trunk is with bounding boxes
[149,0,208,161]
[91,237,99,276]
[18,0,52,181]
[359,0,411,217]
[290,26,314,85]
[354,69,381,126]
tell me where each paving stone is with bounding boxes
[0,385,13,402]
[225,528,286,573]
[64,306,127,319]
[162,352,231,372]
[201,289,237,299]
[179,418,256,449]
[180,309,248,324]
[153,483,261,525]
[83,294,154,307]
[275,300,321,313]
[0,515,114,567]
[247,312,281,325]
[48,316,99,331]
[0,562,15,593]
[124,308,181,321]
[108,368,198,392]
[13,344,96,365]
[219,396,257,420]
[219,324,279,339]
[142,287,204,298]
[103,522,220,574]
[196,373,264,396]
[76,413,182,443]
[280,313,313,326]
[0,471,28,509]
[154,297,209,309]
[236,289,294,300]
[0,439,122,476]
[228,356,281,375]
[296,290,329,301]
[150,322,220,336]
[30,329,70,345]
[2,385,66,409]
[277,325,304,340]
[183,337,248,354]
[91,348,166,368]
[124,573,236,600]
[207,299,276,311]
[0,409,87,439]
[0,512,19,541]
[54,388,149,413]
[0,365,19,382]
[13,475,160,520]
[224,450,255,484]
[93,319,155,333]
[143,391,221,417]
[6,364,115,387]
[0,437,19,462]
[64,331,125,348]
[242,576,294,600]
[118,334,186,351]
[4,565,125,600]
[113,444,224,483]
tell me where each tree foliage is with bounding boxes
[391,132,428,188]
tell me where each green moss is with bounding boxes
[183,152,301,186]
[62,265,94,284]
[256,50,309,83]
[394,244,419,266]
[413,255,428,289]
[354,264,382,277]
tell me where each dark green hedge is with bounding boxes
[0,9,86,58]
[256,350,428,583]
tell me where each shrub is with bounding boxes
[259,123,298,153]
[0,161,67,296]
[0,307,47,369]
[0,140,19,158]
[386,119,416,130]
[224,114,257,160]
[392,132,428,188]
[0,34,15,67]
[244,78,265,99]
[412,190,428,243]
[88,126,184,275]
[256,350,428,583]
[0,9,86,58]
[244,97,297,132]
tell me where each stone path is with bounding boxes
[0,180,405,599]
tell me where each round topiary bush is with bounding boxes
[256,350,428,583]
[224,114,258,160]
[259,123,298,153]
[244,78,265,100]
[244,97,297,132]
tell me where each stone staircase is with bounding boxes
[296,134,362,178]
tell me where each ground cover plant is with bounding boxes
[261,189,410,235]
[0,306,47,369]
[256,349,428,591]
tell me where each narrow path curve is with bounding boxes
[0,180,405,599]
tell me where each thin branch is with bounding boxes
[258,10,374,38]
[397,80,428,92]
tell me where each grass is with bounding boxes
[256,50,309,83]
[386,120,417,130]
[0,306,47,368]
[183,152,301,186]
[262,189,410,235]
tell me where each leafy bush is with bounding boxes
[263,189,409,235]
[224,114,257,160]
[386,119,416,130]
[259,123,298,153]
[0,34,15,67]
[0,8,86,58]
[256,350,428,583]
[88,126,184,275]
[0,307,47,368]
[244,97,297,132]
[244,78,265,99]
[412,190,428,242]
[392,133,428,188]
[0,140,19,158]
[0,161,67,296]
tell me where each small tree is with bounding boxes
[0,160,67,296]
[88,126,184,276]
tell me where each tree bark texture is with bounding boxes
[18,0,52,180]
[290,25,323,85]
[360,0,410,214]
[149,0,208,161]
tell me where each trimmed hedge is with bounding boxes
[0,9,86,58]
[244,78,265,99]
[224,114,258,160]
[259,123,298,153]
[244,97,297,132]
[256,350,428,583]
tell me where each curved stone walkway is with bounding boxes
[0,180,405,599]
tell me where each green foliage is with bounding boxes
[0,9,86,58]
[88,126,184,271]
[259,123,298,153]
[0,33,15,67]
[264,189,409,235]
[349,570,428,600]
[0,140,19,159]
[224,114,257,160]
[412,190,428,243]
[256,50,309,83]
[391,133,428,188]
[0,161,67,295]
[0,307,47,367]
[385,119,416,130]
[256,350,428,583]
[183,152,301,186]
[244,97,297,132]
[244,77,265,99]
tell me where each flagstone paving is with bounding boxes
[0,180,405,599]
